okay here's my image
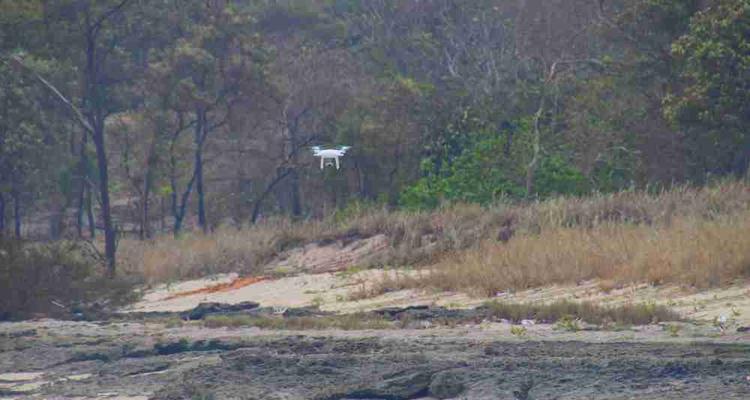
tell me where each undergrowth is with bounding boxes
[118,181,750,291]
[484,300,680,326]
[0,239,137,320]
[202,313,394,330]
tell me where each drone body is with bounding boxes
[312,146,351,170]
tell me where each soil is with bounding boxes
[1,319,749,400]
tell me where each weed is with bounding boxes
[510,325,527,337]
[336,265,366,279]
[311,296,325,307]
[554,315,581,332]
[664,324,681,337]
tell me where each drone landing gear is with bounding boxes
[320,157,341,170]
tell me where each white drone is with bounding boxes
[311,146,351,170]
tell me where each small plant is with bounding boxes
[510,325,527,337]
[554,315,580,332]
[270,266,294,278]
[336,265,365,279]
[311,296,325,308]
[664,324,681,337]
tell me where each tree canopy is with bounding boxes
[1,0,748,272]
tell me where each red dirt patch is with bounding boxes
[164,276,268,300]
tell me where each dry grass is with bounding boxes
[118,218,327,284]
[484,300,680,326]
[415,211,750,296]
[118,181,750,285]
[202,313,393,330]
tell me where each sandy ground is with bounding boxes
[124,270,750,328]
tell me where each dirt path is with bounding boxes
[1,320,749,399]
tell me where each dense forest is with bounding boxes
[0,0,748,273]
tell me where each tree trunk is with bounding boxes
[526,91,545,197]
[172,150,199,237]
[252,169,292,224]
[288,124,302,218]
[194,109,208,233]
[76,178,86,238]
[92,126,117,275]
[86,184,95,239]
[289,170,302,218]
[12,187,21,239]
[140,176,152,240]
[85,11,117,275]
[140,140,158,240]
[75,133,89,238]
[0,192,5,236]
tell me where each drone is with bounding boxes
[311,146,351,170]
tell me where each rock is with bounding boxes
[346,370,433,399]
[182,301,260,320]
[429,370,466,399]
[371,306,485,324]
[373,305,430,318]
[737,326,749,333]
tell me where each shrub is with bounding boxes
[0,239,135,320]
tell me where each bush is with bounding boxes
[0,239,134,320]
[400,130,588,209]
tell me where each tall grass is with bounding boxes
[484,300,680,325]
[118,181,750,285]
[415,212,750,296]
[118,218,327,284]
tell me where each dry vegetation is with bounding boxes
[198,299,679,330]
[119,181,750,295]
[202,313,394,330]
[484,300,680,326]
[0,240,137,320]
[416,212,750,296]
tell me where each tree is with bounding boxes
[666,0,750,177]
[149,1,268,233]
[19,0,138,274]
[0,57,65,239]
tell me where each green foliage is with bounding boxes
[401,122,587,209]
[2,0,750,240]
[666,0,750,176]
[534,155,589,197]
[510,325,527,337]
